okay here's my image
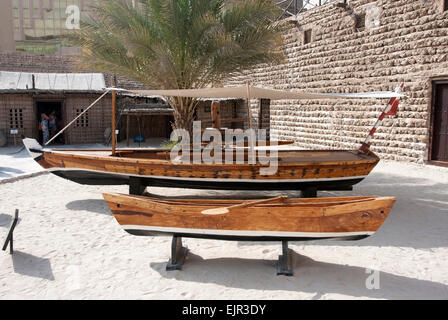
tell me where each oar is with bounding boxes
[201,195,288,215]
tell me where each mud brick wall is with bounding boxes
[0,92,112,145]
[0,94,34,144]
[0,52,145,144]
[226,0,448,163]
[64,94,112,145]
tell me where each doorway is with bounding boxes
[430,82,448,165]
[36,101,65,145]
[259,99,271,139]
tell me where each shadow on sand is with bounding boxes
[11,251,55,281]
[66,199,112,215]
[0,166,24,178]
[0,213,21,229]
[150,251,448,299]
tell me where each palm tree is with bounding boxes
[71,0,285,132]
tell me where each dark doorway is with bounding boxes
[36,101,64,145]
[118,113,174,145]
[431,83,448,164]
[259,99,271,139]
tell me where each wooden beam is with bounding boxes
[126,113,130,147]
[201,117,248,125]
[112,89,117,155]
[246,83,256,162]
[112,76,117,156]
[211,101,221,129]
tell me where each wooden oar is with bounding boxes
[201,196,288,215]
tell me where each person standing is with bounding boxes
[41,112,50,144]
[49,111,58,136]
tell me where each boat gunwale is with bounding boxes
[103,193,396,209]
[45,149,380,167]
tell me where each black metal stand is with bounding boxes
[159,186,322,275]
[129,177,146,195]
[166,236,188,271]
[277,240,294,276]
[2,209,19,255]
[301,187,317,198]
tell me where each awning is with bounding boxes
[0,71,106,92]
[121,107,173,116]
[124,85,405,100]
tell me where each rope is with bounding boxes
[45,89,111,146]
[5,146,25,155]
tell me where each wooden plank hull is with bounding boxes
[103,194,395,241]
[24,138,379,191]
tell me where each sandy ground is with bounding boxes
[0,147,448,299]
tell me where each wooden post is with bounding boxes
[211,101,221,129]
[246,83,256,163]
[126,113,130,147]
[111,77,117,156]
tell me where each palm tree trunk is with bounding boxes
[171,97,197,136]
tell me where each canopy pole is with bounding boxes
[211,101,221,129]
[246,82,256,162]
[111,76,117,156]
[126,113,130,147]
[358,83,404,154]
[111,88,117,156]
[44,90,110,146]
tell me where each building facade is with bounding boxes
[9,0,92,54]
[226,0,448,165]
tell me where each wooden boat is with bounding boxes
[103,193,395,241]
[23,137,379,191]
[23,85,403,192]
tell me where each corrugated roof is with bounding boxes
[0,71,106,92]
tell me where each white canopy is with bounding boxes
[0,71,106,92]
[124,85,404,100]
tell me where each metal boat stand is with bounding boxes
[2,209,19,255]
[301,187,317,198]
[139,187,319,275]
[277,241,294,276]
[129,177,146,196]
[276,188,319,275]
[166,236,189,271]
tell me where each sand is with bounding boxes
[0,149,448,299]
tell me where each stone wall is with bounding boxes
[226,0,448,163]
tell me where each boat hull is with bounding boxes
[24,138,379,191]
[50,168,364,190]
[103,194,395,241]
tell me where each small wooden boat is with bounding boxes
[103,193,395,241]
[23,138,379,192]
